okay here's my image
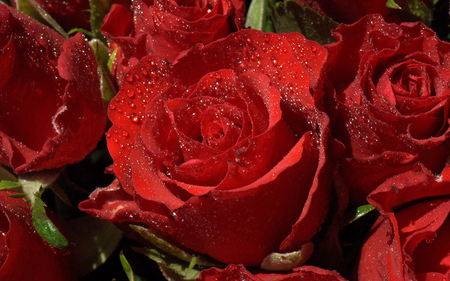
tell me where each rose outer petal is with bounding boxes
[198,264,348,280]
[0,6,105,173]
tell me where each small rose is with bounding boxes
[101,0,246,86]
[324,14,450,205]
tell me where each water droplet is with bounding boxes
[311,45,317,53]
[105,133,111,138]
[271,56,278,66]
[130,113,140,124]
[128,101,136,109]
[126,89,135,98]
[122,131,129,138]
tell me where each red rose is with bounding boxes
[357,165,450,280]
[0,190,75,281]
[11,0,91,31]
[324,14,450,205]
[295,0,430,24]
[0,5,106,174]
[199,264,347,280]
[80,29,331,266]
[101,0,245,86]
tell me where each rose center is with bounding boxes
[391,64,430,99]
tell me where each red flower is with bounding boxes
[0,190,75,281]
[10,0,91,31]
[324,14,450,204]
[80,29,331,266]
[0,5,106,174]
[358,165,450,280]
[199,264,347,280]
[101,0,245,86]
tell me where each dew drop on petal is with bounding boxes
[130,113,140,124]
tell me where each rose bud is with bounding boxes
[199,264,347,280]
[0,190,75,280]
[324,14,450,205]
[101,0,245,86]
[0,4,106,174]
[80,29,331,266]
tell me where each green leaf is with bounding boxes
[67,216,122,276]
[67,28,95,37]
[245,0,271,31]
[269,0,339,45]
[133,247,202,281]
[120,251,136,281]
[0,166,16,182]
[386,0,401,9]
[107,47,118,73]
[11,0,44,23]
[0,180,22,190]
[26,0,68,38]
[89,39,117,104]
[130,225,222,268]
[343,204,376,226]
[7,193,27,198]
[32,197,69,248]
[385,0,433,26]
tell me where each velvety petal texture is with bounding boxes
[101,0,245,86]
[80,29,331,266]
[0,190,75,281]
[0,4,106,174]
[324,14,450,204]
[198,264,348,280]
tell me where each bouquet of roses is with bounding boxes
[0,0,449,280]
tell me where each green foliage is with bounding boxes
[120,252,136,281]
[0,180,22,190]
[269,0,339,45]
[245,0,274,32]
[385,0,433,26]
[16,0,68,38]
[89,39,117,104]
[32,196,69,248]
[17,169,69,248]
[130,225,224,281]
[343,204,376,226]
